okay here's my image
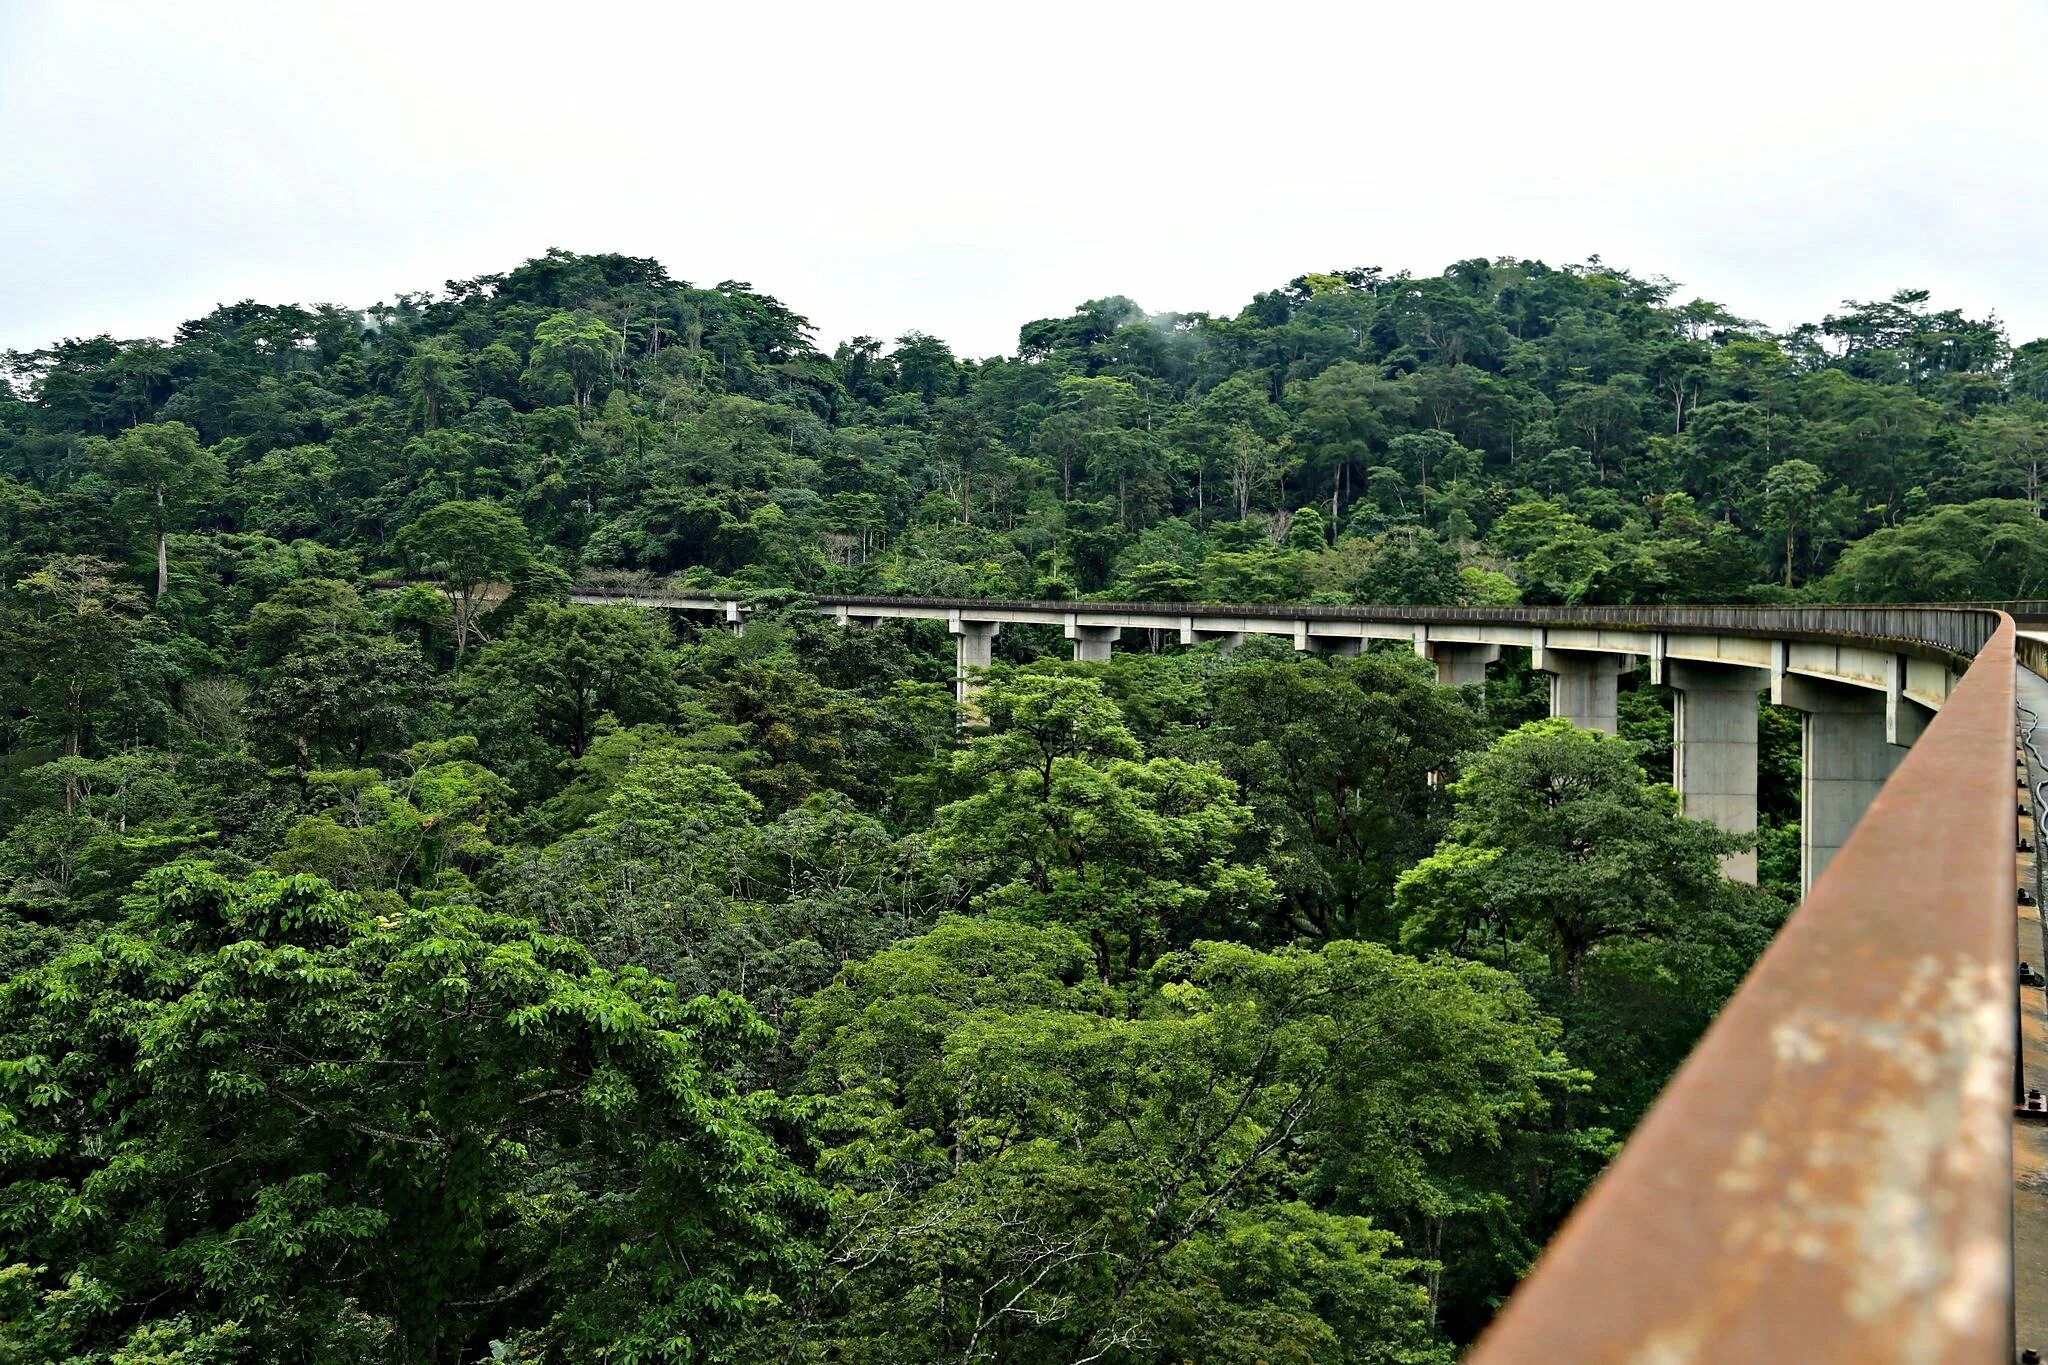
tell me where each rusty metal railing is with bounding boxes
[1470,613,2019,1362]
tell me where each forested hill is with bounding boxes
[0,250,2035,1361]
[7,247,2048,607]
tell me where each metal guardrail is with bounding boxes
[1470,613,2019,1362]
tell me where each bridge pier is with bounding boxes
[950,617,1000,709]
[1066,622,1120,662]
[1419,641,1499,688]
[1779,675,1908,895]
[1668,661,1769,883]
[1537,645,1626,735]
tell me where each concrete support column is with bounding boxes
[950,618,1000,710]
[722,600,747,635]
[1667,660,1769,884]
[1780,676,1906,895]
[1419,641,1500,688]
[1537,647,1626,735]
[1067,624,1120,662]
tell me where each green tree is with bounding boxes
[461,602,678,758]
[930,672,1272,980]
[13,557,148,767]
[1963,406,2048,511]
[1292,361,1407,526]
[396,500,534,670]
[89,420,225,597]
[398,335,470,432]
[273,738,513,898]
[1194,654,1481,937]
[778,915,1565,1362]
[0,861,817,1363]
[1117,559,1202,602]
[243,578,433,767]
[1758,458,1825,586]
[1395,719,1743,994]
[1821,498,2048,601]
[525,311,621,415]
[1286,504,1329,550]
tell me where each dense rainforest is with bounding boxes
[0,248,2041,1361]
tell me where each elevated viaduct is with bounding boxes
[574,589,1995,892]
[571,584,2048,1359]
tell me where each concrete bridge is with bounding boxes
[568,585,2048,1358]
[572,588,1995,896]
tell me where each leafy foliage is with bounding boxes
[0,245,2012,1357]
[0,862,818,1363]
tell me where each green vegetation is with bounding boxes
[0,248,2031,1359]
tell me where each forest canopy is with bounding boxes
[0,248,2034,1361]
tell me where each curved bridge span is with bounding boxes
[574,585,2038,1360]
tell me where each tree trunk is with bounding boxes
[155,486,168,598]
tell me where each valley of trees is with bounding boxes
[0,249,2040,1361]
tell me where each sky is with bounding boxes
[4,0,2047,362]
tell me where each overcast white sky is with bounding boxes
[4,1,2047,361]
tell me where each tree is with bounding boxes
[1337,527,1468,605]
[398,335,470,432]
[460,602,678,758]
[931,672,1272,981]
[1821,498,2048,601]
[1285,504,1329,550]
[1118,559,1202,602]
[0,861,818,1362]
[273,738,514,898]
[250,629,432,770]
[1395,718,1743,994]
[1227,423,1275,520]
[776,915,1565,1362]
[243,578,434,767]
[1758,458,1825,586]
[1964,406,2048,511]
[510,758,940,1026]
[1194,654,1481,937]
[524,312,621,415]
[396,500,534,670]
[1292,361,1406,526]
[13,557,148,770]
[89,420,224,596]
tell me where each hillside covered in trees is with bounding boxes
[0,250,2040,1361]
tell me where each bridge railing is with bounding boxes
[1470,612,2019,1361]
[564,585,2007,662]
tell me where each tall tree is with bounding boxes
[396,500,535,671]
[1395,718,1743,993]
[89,420,224,597]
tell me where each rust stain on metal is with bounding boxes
[1469,617,2017,1364]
